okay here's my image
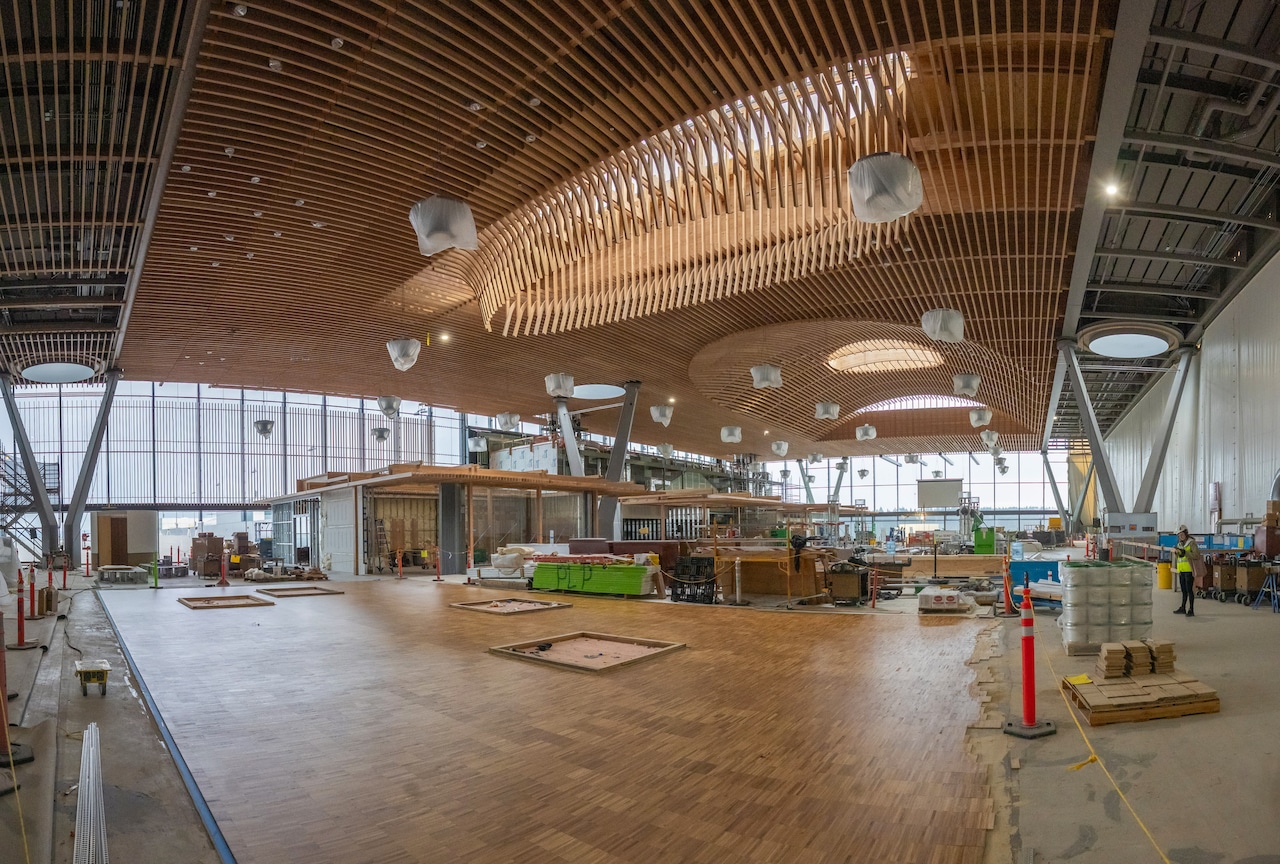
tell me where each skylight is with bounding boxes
[826,340,943,373]
[857,395,985,412]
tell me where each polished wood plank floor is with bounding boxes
[100,583,992,864]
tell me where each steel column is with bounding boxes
[1063,346,1126,514]
[63,371,120,567]
[555,398,585,477]
[1072,461,1097,531]
[796,459,815,504]
[1,377,58,556]
[1042,453,1070,533]
[596,381,640,540]
[1134,348,1196,513]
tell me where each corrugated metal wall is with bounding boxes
[1106,253,1280,531]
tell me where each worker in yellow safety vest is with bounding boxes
[1173,524,1198,617]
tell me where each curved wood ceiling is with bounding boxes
[116,0,1116,458]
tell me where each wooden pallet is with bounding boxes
[1061,675,1220,726]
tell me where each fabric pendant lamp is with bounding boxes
[253,419,274,438]
[750,364,783,389]
[650,405,673,426]
[969,407,992,427]
[408,195,479,257]
[855,424,877,441]
[847,152,923,223]
[496,412,520,431]
[721,426,742,444]
[386,338,421,372]
[371,427,390,442]
[771,441,789,457]
[815,402,840,420]
[923,309,965,343]
[377,395,401,418]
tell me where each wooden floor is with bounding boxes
[100,582,993,864]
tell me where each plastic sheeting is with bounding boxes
[846,152,923,223]
[409,195,479,257]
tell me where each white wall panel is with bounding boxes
[320,488,356,575]
[1107,250,1280,532]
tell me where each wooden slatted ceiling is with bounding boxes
[121,0,1113,458]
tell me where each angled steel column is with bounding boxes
[1042,452,1070,532]
[63,371,121,567]
[1,377,58,556]
[796,459,815,504]
[1134,348,1196,513]
[554,398,585,477]
[596,381,640,540]
[1071,460,1097,531]
[1063,345,1126,514]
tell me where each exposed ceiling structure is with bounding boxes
[32,0,1275,461]
[0,0,205,383]
[1051,0,1280,441]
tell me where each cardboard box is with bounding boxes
[1268,500,1280,516]
[1237,562,1267,593]
[1213,563,1236,591]
[1264,514,1280,528]
[1254,526,1280,557]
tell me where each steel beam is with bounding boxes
[1105,204,1279,233]
[0,275,128,291]
[1078,310,1199,324]
[109,0,213,365]
[1072,461,1097,531]
[1042,452,1070,533]
[1042,354,1067,451]
[63,370,120,567]
[796,459,815,504]
[1123,129,1280,172]
[0,297,124,311]
[1148,26,1280,72]
[1061,0,1156,338]
[1093,246,1247,269]
[1133,348,1195,513]
[1063,345,1126,514]
[1,376,58,555]
[596,381,640,540]
[555,398,585,477]
[1086,280,1220,300]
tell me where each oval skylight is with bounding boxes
[827,340,943,373]
[1086,333,1171,358]
[22,362,96,383]
[572,383,626,400]
[858,395,984,413]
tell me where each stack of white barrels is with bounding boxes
[1060,561,1155,652]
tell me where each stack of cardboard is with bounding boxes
[190,533,225,578]
[1256,501,1280,555]
[1144,639,1176,674]
[1123,640,1153,676]
[1096,643,1128,679]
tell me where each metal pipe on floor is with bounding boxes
[73,722,109,863]
[735,557,741,605]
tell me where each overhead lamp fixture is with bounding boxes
[847,152,923,223]
[721,426,742,444]
[409,195,479,257]
[932,470,943,478]
[815,402,840,420]
[658,443,674,458]
[376,395,401,418]
[922,308,965,343]
[253,419,274,438]
[779,468,792,480]
[771,441,789,457]
[467,436,488,453]
[1079,321,1180,359]
[749,461,763,473]
[969,407,993,427]
[857,469,869,479]
[750,363,782,389]
[1105,183,1118,196]
[330,37,344,49]
[650,404,673,426]
[903,453,920,464]
[386,338,421,372]
[855,424,877,441]
[994,456,1007,467]
[268,58,283,72]
[989,445,1002,458]
[495,412,520,431]
[998,465,1009,475]
[371,427,390,442]
[808,453,823,464]
[232,4,248,15]
[545,373,574,398]
[979,429,999,448]
[953,373,981,397]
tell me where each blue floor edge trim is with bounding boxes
[96,591,238,864]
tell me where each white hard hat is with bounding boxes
[1177,524,1189,534]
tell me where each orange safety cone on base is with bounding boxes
[1004,579,1057,740]
[6,571,40,651]
[0,612,35,769]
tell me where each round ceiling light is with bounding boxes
[1079,322,1180,359]
[572,383,626,400]
[827,339,944,373]
[22,362,96,383]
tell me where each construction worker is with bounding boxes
[1173,525,1198,617]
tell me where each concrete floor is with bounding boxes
[6,556,1280,864]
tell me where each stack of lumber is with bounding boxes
[1145,639,1176,674]
[1062,673,1219,726]
[1123,641,1153,676]
[1095,643,1128,679]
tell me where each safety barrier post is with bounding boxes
[433,546,443,582]
[7,571,39,651]
[397,551,404,580]
[28,566,45,621]
[1004,579,1057,739]
[0,612,35,767]
[216,551,230,587]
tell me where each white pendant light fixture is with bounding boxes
[994,456,1007,467]
[857,469,869,479]
[721,426,742,444]
[749,460,763,473]
[989,445,1002,458]
[408,195,478,257]
[979,429,999,448]
[371,427,391,442]
[750,363,783,389]
[953,373,981,397]
[922,308,965,343]
[998,465,1009,475]
[650,405,673,426]
[253,419,274,438]
[855,424,877,441]
[847,152,924,223]
[377,395,401,418]
[386,338,422,372]
[496,412,520,431]
[932,470,943,479]
[808,453,824,464]
[969,407,993,428]
[467,436,488,453]
[771,441,789,457]
[779,468,792,480]
[658,443,674,458]
[814,402,840,420]
[903,453,920,464]
[545,373,575,398]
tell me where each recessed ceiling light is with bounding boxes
[232,4,248,16]
[524,133,537,143]
[438,333,450,342]
[207,190,217,197]
[224,234,234,241]
[180,164,191,172]
[245,252,254,259]
[224,146,235,156]
[330,36,344,49]
[189,245,198,251]
[764,430,770,435]
[220,357,225,361]
[250,176,260,183]
[268,58,283,72]
[252,210,262,217]
[207,351,213,355]
[475,140,487,149]
[667,397,675,404]
[184,355,189,359]
[211,261,219,267]
[468,101,483,111]
[1105,183,1118,196]
[527,96,541,107]
[312,221,325,228]
[272,231,282,237]
[294,199,305,206]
